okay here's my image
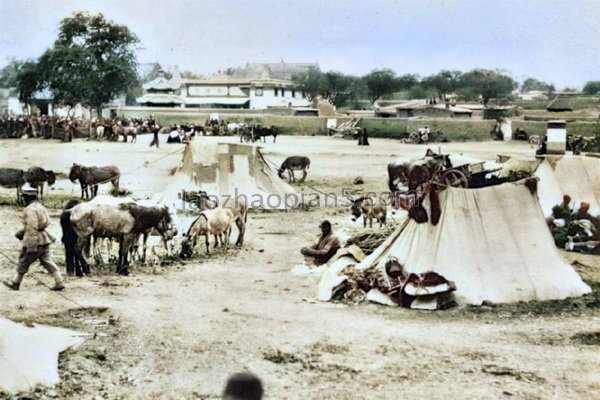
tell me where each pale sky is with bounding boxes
[0,0,598,89]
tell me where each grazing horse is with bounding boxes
[0,168,26,203]
[67,202,176,275]
[26,166,56,200]
[387,149,452,192]
[69,163,120,199]
[278,156,311,183]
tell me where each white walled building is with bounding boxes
[136,62,314,110]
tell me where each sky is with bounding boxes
[0,0,598,89]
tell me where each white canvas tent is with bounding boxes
[353,180,591,305]
[0,318,86,393]
[155,141,296,210]
[536,155,600,217]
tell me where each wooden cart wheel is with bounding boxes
[409,132,420,143]
[441,169,469,188]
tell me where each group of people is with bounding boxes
[549,195,600,253]
[0,114,84,141]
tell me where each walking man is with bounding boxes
[3,189,65,291]
[149,124,160,148]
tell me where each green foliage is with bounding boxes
[0,59,26,88]
[421,70,462,100]
[521,77,554,93]
[362,69,398,104]
[322,72,365,108]
[29,11,139,111]
[15,62,42,103]
[582,81,600,95]
[458,69,517,105]
[291,67,325,101]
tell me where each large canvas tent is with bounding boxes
[536,155,600,217]
[156,141,296,210]
[354,180,591,305]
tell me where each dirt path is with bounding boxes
[0,136,598,399]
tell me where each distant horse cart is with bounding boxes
[387,149,500,203]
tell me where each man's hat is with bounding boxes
[21,189,38,202]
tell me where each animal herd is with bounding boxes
[0,166,56,203]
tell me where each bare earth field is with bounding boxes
[0,135,599,400]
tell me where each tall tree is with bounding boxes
[362,69,398,104]
[291,67,325,101]
[458,69,517,105]
[0,59,26,88]
[421,70,462,100]
[34,11,140,115]
[322,71,357,108]
[15,61,42,104]
[582,81,600,95]
[521,77,554,92]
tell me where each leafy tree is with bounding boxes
[0,59,26,88]
[321,71,358,108]
[15,62,42,104]
[362,69,398,104]
[521,77,554,92]
[458,69,517,105]
[33,11,140,115]
[291,67,325,101]
[582,81,600,95]
[396,74,419,92]
[421,70,462,100]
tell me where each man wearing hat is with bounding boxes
[572,202,594,223]
[300,220,341,265]
[3,189,65,291]
[552,194,573,222]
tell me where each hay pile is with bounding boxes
[346,224,396,255]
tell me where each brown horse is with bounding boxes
[69,163,120,199]
[387,149,452,192]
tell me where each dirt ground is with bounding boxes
[0,135,599,400]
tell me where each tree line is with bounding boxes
[292,68,600,109]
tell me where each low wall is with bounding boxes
[111,107,600,140]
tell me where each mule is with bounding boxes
[0,168,26,204]
[26,166,56,200]
[278,156,311,183]
[67,202,176,275]
[69,163,120,199]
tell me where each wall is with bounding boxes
[109,108,600,140]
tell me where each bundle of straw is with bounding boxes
[346,224,396,255]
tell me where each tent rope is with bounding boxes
[0,249,88,310]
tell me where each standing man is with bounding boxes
[3,189,65,291]
[300,220,341,265]
[149,124,160,148]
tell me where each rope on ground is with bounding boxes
[261,154,354,207]
[0,249,88,310]
[71,145,185,190]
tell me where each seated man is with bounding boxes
[572,202,593,221]
[552,194,573,222]
[300,220,341,265]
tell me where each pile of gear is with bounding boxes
[320,256,456,309]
